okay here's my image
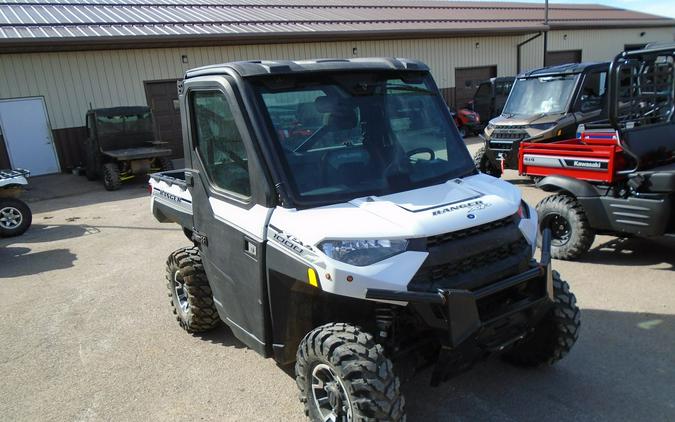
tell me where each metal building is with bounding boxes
[0,0,673,174]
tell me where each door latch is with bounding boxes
[191,229,208,246]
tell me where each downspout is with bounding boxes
[517,32,543,74]
[543,0,549,66]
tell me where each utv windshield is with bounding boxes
[95,112,154,137]
[252,72,474,204]
[503,74,579,115]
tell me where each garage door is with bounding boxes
[144,80,183,158]
[546,50,582,66]
[454,66,497,108]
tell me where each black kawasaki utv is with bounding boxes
[530,43,675,260]
[475,62,609,177]
[84,106,173,190]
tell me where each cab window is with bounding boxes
[474,83,491,99]
[191,91,251,197]
[577,71,607,112]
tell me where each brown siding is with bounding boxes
[0,134,10,169]
[52,126,86,171]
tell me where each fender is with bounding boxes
[536,175,600,198]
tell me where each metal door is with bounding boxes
[455,66,497,109]
[0,97,60,175]
[145,80,183,158]
[185,81,272,355]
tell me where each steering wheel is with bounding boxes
[407,147,436,161]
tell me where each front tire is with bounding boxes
[165,247,220,333]
[473,146,502,178]
[503,271,580,366]
[536,194,595,260]
[0,198,32,237]
[102,162,121,191]
[296,323,405,422]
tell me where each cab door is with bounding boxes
[183,77,273,355]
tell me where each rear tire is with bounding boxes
[473,146,502,178]
[165,247,220,333]
[503,271,580,366]
[296,323,405,422]
[0,198,32,237]
[159,157,174,171]
[102,163,121,191]
[536,194,595,260]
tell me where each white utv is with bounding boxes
[150,58,580,421]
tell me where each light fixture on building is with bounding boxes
[563,34,568,40]
[475,42,480,49]
[640,31,646,37]
[181,54,189,64]
[352,47,358,56]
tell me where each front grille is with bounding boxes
[408,214,531,292]
[416,238,529,283]
[427,216,514,248]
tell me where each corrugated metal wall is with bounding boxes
[0,35,541,131]
[0,26,672,169]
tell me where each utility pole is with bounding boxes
[543,0,549,66]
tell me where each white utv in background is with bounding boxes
[0,169,32,237]
[150,58,580,421]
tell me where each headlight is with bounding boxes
[518,200,531,219]
[530,123,556,131]
[317,239,408,266]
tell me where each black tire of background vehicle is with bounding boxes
[473,146,502,178]
[536,194,595,260]
[165,247,220,333]
[159,157,174,171]
[296,323,405,422]
[0,198,32,237]
[85,144,98,181]
[102,163,121,191]
[502,271,580,367]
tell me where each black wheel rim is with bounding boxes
[543,213,572,246]
[311,363,352,422]
[173,270,189,313]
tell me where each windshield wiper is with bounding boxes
[385,85,436,95]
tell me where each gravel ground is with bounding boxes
[1,149,674,421]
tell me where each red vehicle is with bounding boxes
[449,105,480,137]
[519,43,675,260]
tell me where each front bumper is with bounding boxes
[484,138,523,170]
[366,229,554,350]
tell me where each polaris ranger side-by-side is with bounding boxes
[84,106,173,190]
[0,169,32,237]
[150,58,580,421]
[476,62,609,177]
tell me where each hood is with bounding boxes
[269,173,521,246]
[490,113,564,126]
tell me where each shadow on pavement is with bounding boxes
[0,246,77,278]
[28,178,151,214]
[582,237,675,270]
[403,308,675,421]
[194,324,246,349]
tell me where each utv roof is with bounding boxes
[89,106,151,117]
[185,57,429,79]
[518,61,609,78]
